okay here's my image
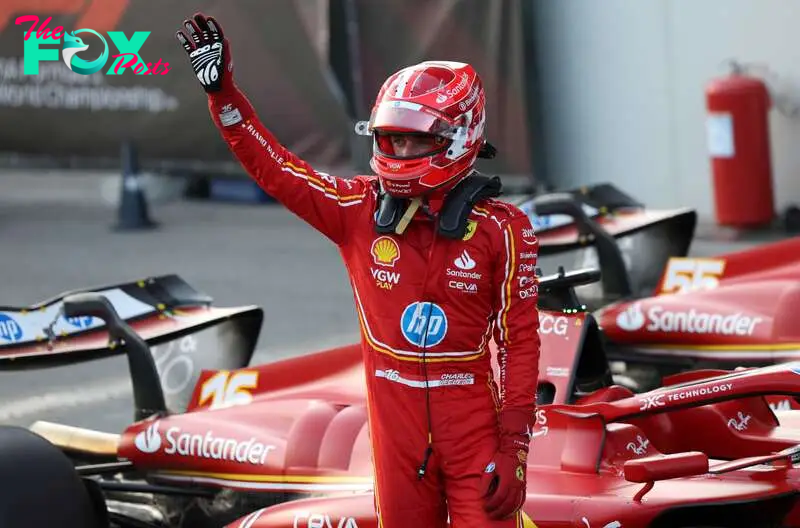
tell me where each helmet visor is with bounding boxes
[369,102,462,139]
[374,131,448,159]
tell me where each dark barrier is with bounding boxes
[0,0,535,177]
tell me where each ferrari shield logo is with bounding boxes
[462,220,478,241]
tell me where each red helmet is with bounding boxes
[355,61,489,197]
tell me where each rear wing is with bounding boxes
[509,182,644,235]
[0,275,210,352]
[0,274,258,363]
[0,275,264,414]
[507,182,697,307]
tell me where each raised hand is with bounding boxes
[175,13,232,93]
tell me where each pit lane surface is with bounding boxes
[0,172,766,434]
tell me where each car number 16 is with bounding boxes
[198,370,259,410]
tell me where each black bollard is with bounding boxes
[785,205,800,233]
[114,141,157,231]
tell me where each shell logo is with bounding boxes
[371,236,400,267]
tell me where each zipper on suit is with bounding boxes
[416,222,440,481]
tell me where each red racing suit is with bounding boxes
[207,86,541,528]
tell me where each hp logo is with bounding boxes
[400,302,448,348]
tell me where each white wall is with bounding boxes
[534,0,800,220]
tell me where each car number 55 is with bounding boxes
[659,257,726,294]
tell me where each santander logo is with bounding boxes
[454,250,476,270]
[131,420,277,465]
[614,301,762,336]
[615,302,645,331]
[134,421,162,454]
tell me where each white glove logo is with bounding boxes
[134,421,162,454]
[189,42,222,88]
[176,14,227,93]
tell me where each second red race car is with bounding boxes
[596,236,800,390]
[518,184,800,413]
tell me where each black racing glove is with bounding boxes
[175,13,233,93]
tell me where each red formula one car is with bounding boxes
[518,184,800,410]
[595,237,800,388]
[2,273,800,527]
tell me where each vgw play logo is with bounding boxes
[15,15,171,75]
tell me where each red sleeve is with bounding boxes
[206,86,370,245]
[492,212,541,425]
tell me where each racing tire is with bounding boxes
[0,425,107,528]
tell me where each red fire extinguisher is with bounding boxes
[705,65,775,228]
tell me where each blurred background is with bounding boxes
[1,0,799,432]
[0,0,540,189]
[4,0,800,218]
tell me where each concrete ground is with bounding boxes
[0,170,788,434]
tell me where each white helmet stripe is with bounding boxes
[392,68,414,98]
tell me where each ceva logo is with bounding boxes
[134,421,162,454]
[15,15,171,75]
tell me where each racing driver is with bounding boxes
[177,13,541,528]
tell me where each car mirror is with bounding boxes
[623,451,709,483]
